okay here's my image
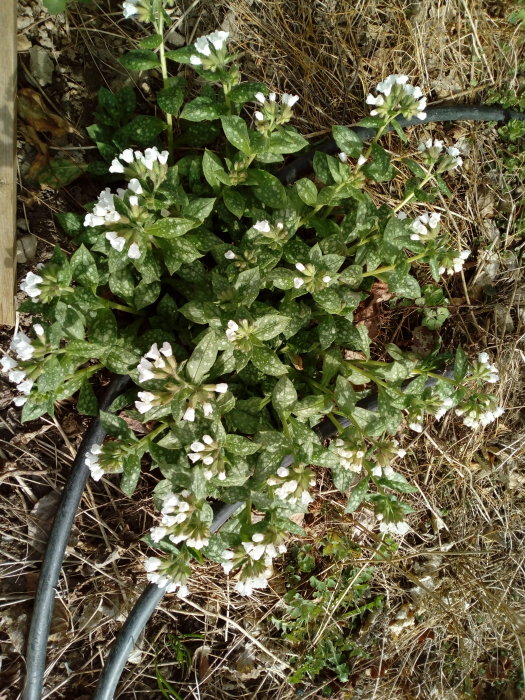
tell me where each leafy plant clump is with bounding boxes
[3,1,505,600]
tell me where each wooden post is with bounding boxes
[0,1,17,326]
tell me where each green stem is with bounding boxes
[103,299,140,314]
[141,423,169,445]
[344,361,389,389]
[393,169,433,213]
[327,412,346,434]
[411,369,457,385]
[362,252,426,278]
[156,4,174,159]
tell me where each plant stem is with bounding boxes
[361,252,426,278]
[156,4,174,159]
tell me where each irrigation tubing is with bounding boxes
[22,374,132,700]
[22,101,525,700]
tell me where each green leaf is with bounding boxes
[335,375,357,414]
[253,314,290,340]
[37,158,85,189]
[332,125,363,158]
[312,151,335,185]
[245,169,287,208]
[272,376,297,413]
[121,454,141,496]
[229,82,267,104]
[77,379,98,416]
[266,268,296,290]
[345,477,369,512]
[221,115,252,155]
[119,50,160,71]
[202,149,230,188]
[165,46,195,64]
[363,143,395,182]
[186,332,218,383]
[43,0,67,13]
[267,127,308,155]
[379,473,418,494]
[181,97,225,122]
[145,217,198,238]
[224,434,261,455]
[70,244,98,286]
[454,346,468,381]
[133,280,161,309]
[385,268,421,299]
[121,115,167,145]
[37,356,66,393]
[88,309,117,344]
[139,34,163,49]
[157,84,185,114]
[234,267,261,307]
[223,189,245,218]
[295,178,318,206]
[105,348,140,374]
[251,346,288,376]
[99,410,137,441]
[184,197,215,222]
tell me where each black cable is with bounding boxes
[22,374,132,700]
[278,104,525,185]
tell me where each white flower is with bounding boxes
[366,93,385,106]
[121,148,134,163]
[10,332,34,361]
[183,406,195,422]
[254,111,264,121]
[224,250,236,260]
[85,443,104,481]
[128,243,141,259]
[281,93,299,107]
[225,320,239,341]
[396,211,407,220]
[13,396,27,407]
[122,0,139,19]
[150,526,167,542]
[20,271,43,298]
[186,535,209,549]
[208,30,229,50]
[190,55,202,66]
[33,324,44,337]
[357,155,367,166]
[255,92,266,104]
[9,369,27,384]
[195,36,211,56]
[338,152,348,163]
[409,420,423,432]
[144,557,162,573]
[106,231,126,252]
[253,220,271,233]
[447,146,463,168]
[109,158,125,174]
[128,178,143,194]
[322,275,331,284]
[135,391,156,414]
[293,277,304,289]
[137,357,155,383]
[235,574,270,596]
[18,378,34,394]
[295,262,306,272]
[213,383,228,393]
[1,356,17,372]
[379,520,410,536]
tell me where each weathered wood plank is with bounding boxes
[0,1,17,326]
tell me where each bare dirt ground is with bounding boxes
[1,0,525,698]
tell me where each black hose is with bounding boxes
[92,501,242,700]
[278,104,525,185]
[22,374,132,700]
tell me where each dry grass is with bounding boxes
[1,0,525,697]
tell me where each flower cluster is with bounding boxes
[293,262,332,291]
[85,443,104,481]
[221,529,287,596]
[189,31,229,71]
[109,146,169,176]
[253,92,300,131]
[339,152,368,168]
[377,514,410,537]
[150,491,210,550]
[456,397,504,429]
[267,463,316,506]
[187,434,227,480]
[366,74,427,121]
[333,439,366,472]
[418,139,463,171]
[0,327,46,407]
[438,249,471,275]
[20,271,43,299]
[410,212,441,241]
[474,352,500,384]
[137,341,174,383]
[144,555,191,598]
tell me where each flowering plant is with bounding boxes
[3,1,503,598]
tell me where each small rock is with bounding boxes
[17,218,28,231]
[16,235,37,264]
[165,29,185,47]
[29,45,54,86]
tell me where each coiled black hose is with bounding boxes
[22,374,132,700]
[22,102,524,700]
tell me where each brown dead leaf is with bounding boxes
[28,491,61,553]
[354,280,393,340]
[18,88,76,136]
[411,326,438,357]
